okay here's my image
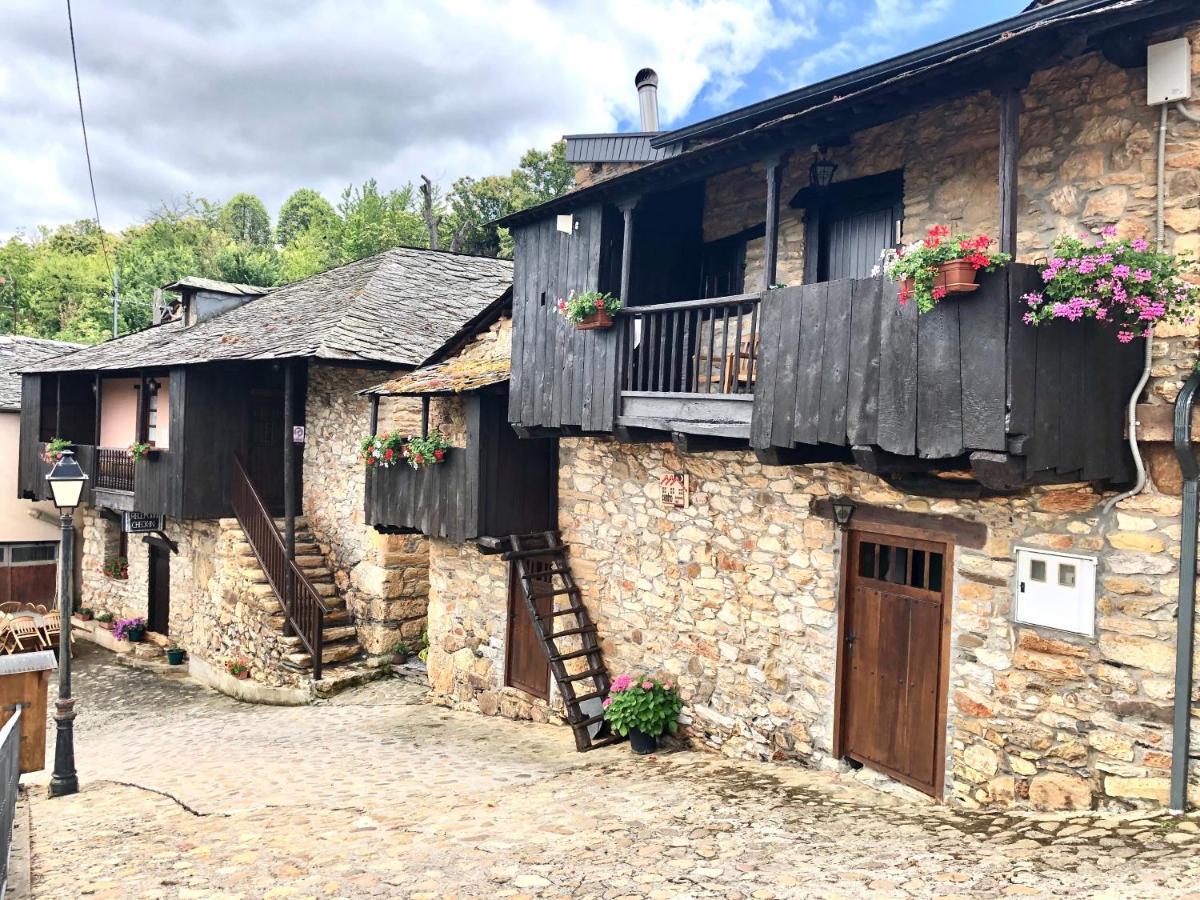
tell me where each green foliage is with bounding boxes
[602,675,683,738]
[1,142,571,343]
[557,289,621,323]
[360,431,407,468]
[404,430,449,469]
[41,437,71,463]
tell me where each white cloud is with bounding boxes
[0,0,814,237]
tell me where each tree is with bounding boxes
[337,180,427,262]
[277,188,338,247]
[219,193,272,247]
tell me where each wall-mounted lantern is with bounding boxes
[831,496,856,530]
[809,147,838,190]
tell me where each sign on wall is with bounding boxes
[293,425,306,444]
[122,512,164,534]
[660,473,691,509]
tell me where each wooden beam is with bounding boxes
[613,424,665,444]
[421,396,430,438]
[93,372,101,447]
[368,394,379,435]
[969,451,1028,491]
[671,432,745,454]
[756,445,853,467]
[996,85,1023,257]
[54,374,61,438]
[618,197,638,304]
[812,496,988,548]
[283,360,296,561]
[137,370,149,444]
[763,154,784,290]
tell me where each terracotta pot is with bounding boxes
[77,612,93,622]
[98,622,114,631]
[575,310,614,331]
[233,669,251,681]
[937,259,980,294]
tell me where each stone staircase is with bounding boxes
[232,516,364,674]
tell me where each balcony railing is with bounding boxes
[619,293,761,395]
[95,447,135,493]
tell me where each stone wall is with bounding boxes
[77,509,304,686]
[425,538,561,724]
[304,363,429,654]
[552,439,1200,811]
[700,24,1200,291]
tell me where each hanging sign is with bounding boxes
[293,426,306,444]
[122,512,164,534]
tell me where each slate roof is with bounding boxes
[162,276,269,296]
[564,133,682,164]
[23,247,513,374]
[365,356,510,397]
[0,336,87,411]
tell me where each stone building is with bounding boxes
[16,250,511,697]
[411,1,1200,812]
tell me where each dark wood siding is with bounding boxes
[17,375,44,501]
[509,206,619,433]
[367,392,557,542]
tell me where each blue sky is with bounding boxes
[1,0,1033,234]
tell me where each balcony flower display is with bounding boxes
[1020,227,1199,343]
[404,430,449,469]
[882,225,1010,313]
[127,441,151,461]
[557,289,622,330]
[602,673,683,755]
[41,437,71,464]
[360,432,406,468]
[101,556,129,580]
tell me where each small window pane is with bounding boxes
[858,542,877,578]
[910,550,926,589]
[928,552,944,592]
[1058,564,1076,588]
[1029,559,1047,582]
[10,544,56,564]
[886,547,909,585]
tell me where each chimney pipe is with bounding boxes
[635,68,660,132]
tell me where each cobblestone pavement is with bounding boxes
[24,645,1200,898]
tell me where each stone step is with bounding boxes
[300,567,333,581]
[293,554,326,568]
[279,625,357,648]
[273,517,309,530]
[283,641,360,669]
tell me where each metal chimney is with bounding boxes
[635,68,660,132]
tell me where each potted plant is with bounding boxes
[113,616,146,643]
[388,640,410,666]
[77,607,93,622]
[602,674,684,755]
[882,225,1010,313]
[101,556,129,580]
[417,629,430,664]
[404,431,450,470]
[1020,226,1200,343]
[96,612,115,631]
[165,645,186,666]
[127,441,152,461]
[360,432,406,469]
[41,437,72,465]
[557,289,622,330]
[226,657,251,680]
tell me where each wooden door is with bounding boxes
[822,201,900,281]
[505,559,551,700]
[246,390,285,512]
[837,529,951,796]
[147,542,170,635]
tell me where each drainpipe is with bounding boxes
[1101,103,1168,515]
[1171,367,1200,813]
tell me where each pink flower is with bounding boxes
[1134,268,1152,283]
[602,697,612,708]
[641,681,654,690]
[611,674,632,693]
[662,681,673,690]
[1132,238,1149,251]
[1118,330,1135,343]
[1102,225,1118,238]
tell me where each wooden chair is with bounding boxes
[41,610,61,648]
[694,313,756,392]
[722,333,761,393]
[7,616,47,653]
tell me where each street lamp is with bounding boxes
[46,449,87,799]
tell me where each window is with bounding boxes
[857,539,944,592]
[147,380,160,445]
[9,543,57,564]
[1015,548,1096,637]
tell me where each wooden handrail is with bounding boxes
[615,292,760,315]
[229,455,329,679]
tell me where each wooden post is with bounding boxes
[763,155,784,290]
[997,85,1023,257]
[283,360,296,561]
[54,374,61,438]
[136,371,148,443]
[93,373,101,447]
[618,198,638,304]
[368,394,380,435]
[421,396,430,438]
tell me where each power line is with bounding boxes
[65,0,120,336]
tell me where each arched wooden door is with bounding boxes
[836,529,953,797]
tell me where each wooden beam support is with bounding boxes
[283,360,296,561]
[996,84,1023,257]
[421,396,430,438]
[137,370,149,444]
[969,451,1028,491]
[756,445,853,467]
[93,372,101,447]
[613,424,665,444]
[54,374,61,438]
[763,154,784,290]
[618,197,638,304]
[813,496,989,546]
[368,394,380,435]
[671,431,744,454]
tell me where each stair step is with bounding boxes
[549,648,595,663]
[547,625,595,640]
[272,517,309,529]
[242,569,268,585]
[284,642,360,668]
[302,568,334,581]
[293,554,326,568]
[312,583,338,598]
[321,625,357,642]
[560,667,605,684]
[569,688,608,704]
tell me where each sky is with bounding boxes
[0,0,1029,238]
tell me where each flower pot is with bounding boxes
[937,259,980,295]
[628,727,658,755]
[98,622,114,631]
[126,628,145,643]
[166,648,186,665]
[575,310,613,331]
[77,612,93,622]
[234,669,251,681]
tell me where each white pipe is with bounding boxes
[1102,102,1168,515]
[1176,103,1200,123]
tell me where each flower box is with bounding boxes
[558,290,622,329]
[575,310,614,331]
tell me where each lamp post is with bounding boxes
[46,449,87,799]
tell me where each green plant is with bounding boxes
[389,640,411,658]
[417,629,430,663]
[101,556,129,579]
[41,437,71,464]
[1020,227,1199,343]
[226,657,250,677]
[602,674,683,738]
[556,289,622,323]
[360,432,406,468]
[127,441,151,461]
[404,431,449,469]
[882,225,1010,313]
[96,611,114,624]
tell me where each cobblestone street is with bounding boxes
[22,645,1200,898]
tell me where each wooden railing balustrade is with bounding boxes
[95,447,135,493]
[619,293,761,395]
[231,455,328,679]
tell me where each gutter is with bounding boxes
[1170,367,1200,813]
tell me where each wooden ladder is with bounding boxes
[504,532,622,752]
